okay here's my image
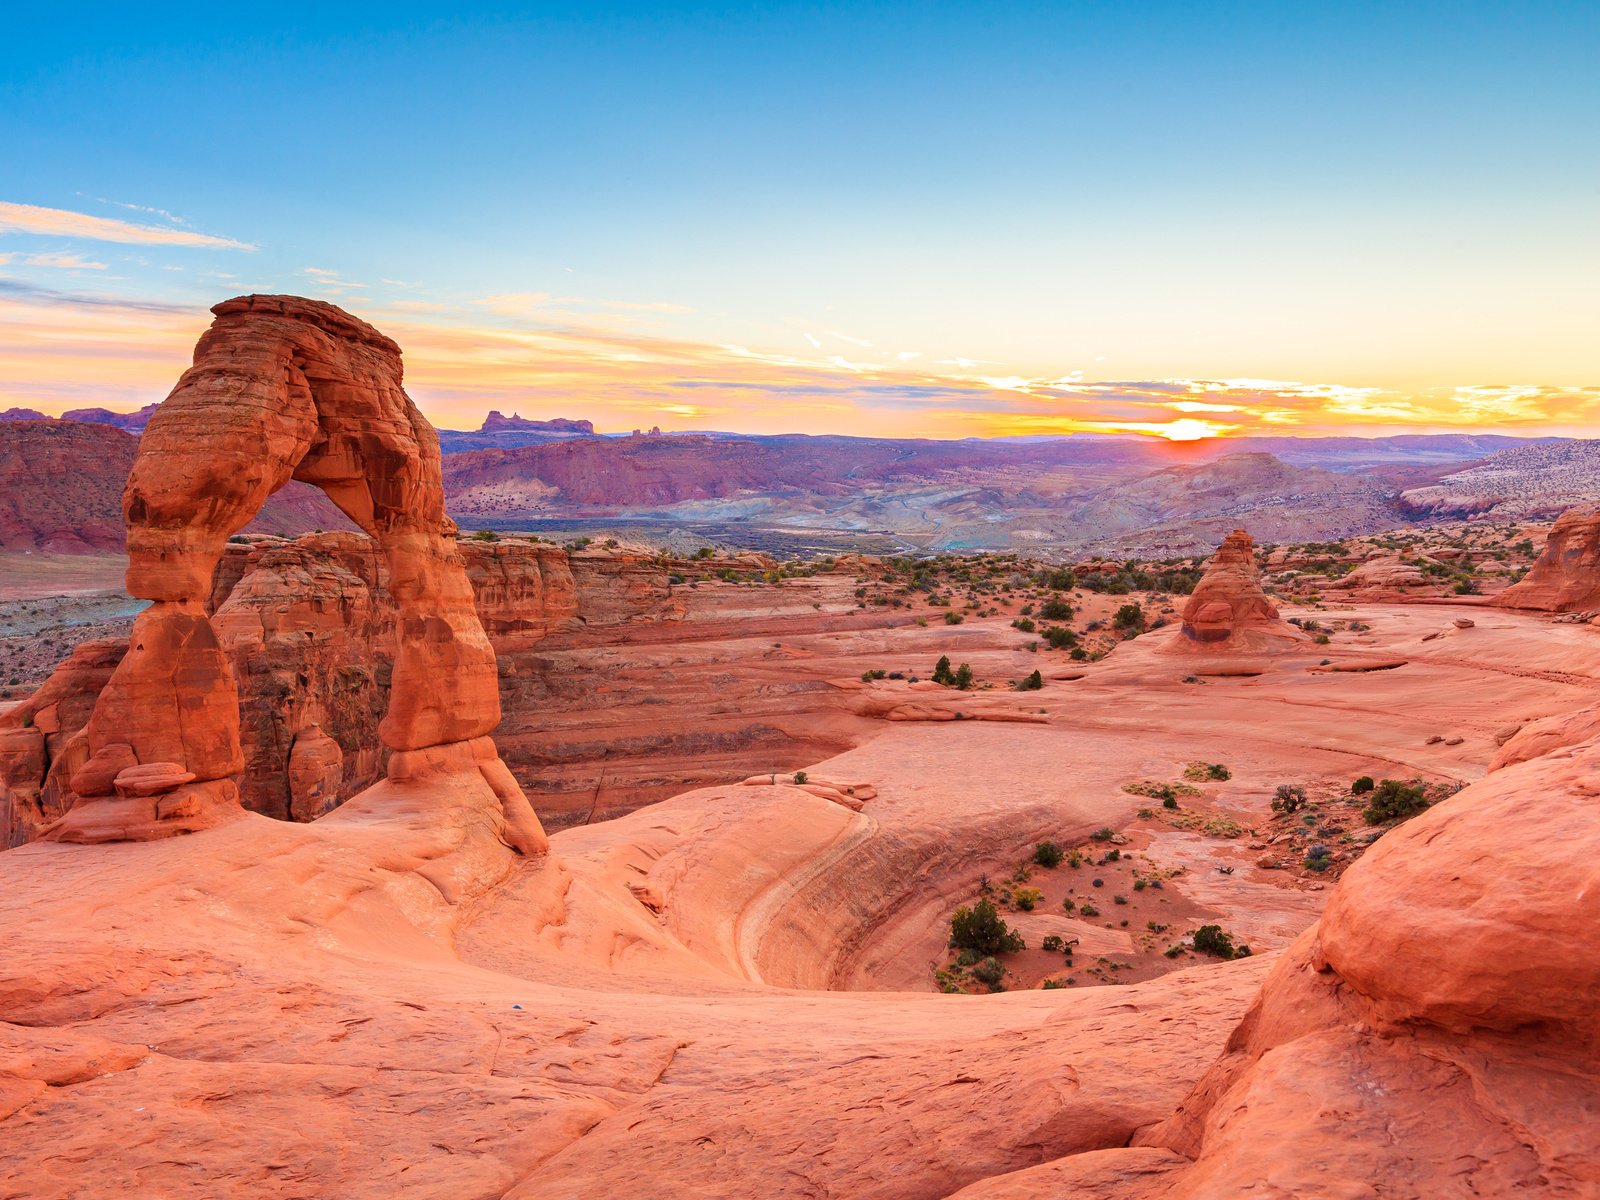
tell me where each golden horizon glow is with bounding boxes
[1,284,1597,443]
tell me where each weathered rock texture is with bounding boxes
[1169,529,1303,656]
[0,534,887,843]
[1131,731,1600,1195]
[1497,507,1600,612]
[38,296,546,853]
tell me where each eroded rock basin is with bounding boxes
[4,598,1599,1197]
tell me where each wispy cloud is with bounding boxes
[1,281,1594,441]
[23,252,108,270]
[0,201,254,250]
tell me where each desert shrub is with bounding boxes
[1041,934,1064,953]
[860,669,887,681]
[1042,625,1077,649]
[1185,761,1231,782]
[1039,568,1077,590]
[932,655,956,686]
[793,771,808,785]
[1016,669,1043,691]
[1113,603,1145,630]
[953,663,975,690]
[1304,844,1334,872]
[1113,894,1128,905]
[1011,617,1036,633]
[949,899,1025,956]
[1042,978,1067,989]
[1192,924,1240,959]
[1362,778,1430,824]
[972,957,1005,988]
[1039,598,1073,621]
[1033,840,1063,868]
[1351,775,1375,794]
[470,529,499,541]
[668,573,685,585]
[943,611,965,625]
[1013,887,1043,912]
[1103,848,1120,862]
[1078,902,1100,918]
[1162,795,1179,810]
[1272,784,1307,814]
[1090,826,1115,842]
[1061,897,1076,913]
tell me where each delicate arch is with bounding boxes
[46,295,547,852]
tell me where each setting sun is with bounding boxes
[1158,418,1223,442]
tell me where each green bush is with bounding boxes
[943,611,965,625]
[1192,924,1239,959]
[1041,934,1064,953]
[1013,887,1042,912]
[1016,669,1043,691]
[1039,598,1073,621]
[1090,826,1115,842]
[1033,840,1063,868]
[932,655,956,686]
[953,663,975,689]
[1078,902,1100,918]
[1113,603,1145,630]
[1362,778,1430,825]
[972,956,1005,988]
[1271,784,1307,814]
[1042,626,1077,649]
[1351,775,1375,794]
[949,898,1025,956]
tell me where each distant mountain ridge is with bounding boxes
[4,408,1586,556]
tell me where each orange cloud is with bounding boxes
[0,201,253,250]
[1,284,1596,441]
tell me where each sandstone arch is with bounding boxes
[44,295,548,853]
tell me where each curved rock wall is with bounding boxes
[1496,507,1600,612]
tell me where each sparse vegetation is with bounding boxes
[949,899,1025,956]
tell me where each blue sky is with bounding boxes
[1,2,1596,436]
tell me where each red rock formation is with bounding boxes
[0,639,125,845]
[1167,529,1303,657]
[41,296,546,853]
[1132,731,1600,1194]
[1496,507,1600,612]
[480,411,595,435]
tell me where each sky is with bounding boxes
[1,2,1596,441]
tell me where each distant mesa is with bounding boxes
[480,411,595,435]
[0,403,160,431]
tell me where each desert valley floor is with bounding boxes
[3,578,1598,1197]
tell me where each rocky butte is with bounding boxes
[1,298,1597,1198]
[1496,506,1600,613]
